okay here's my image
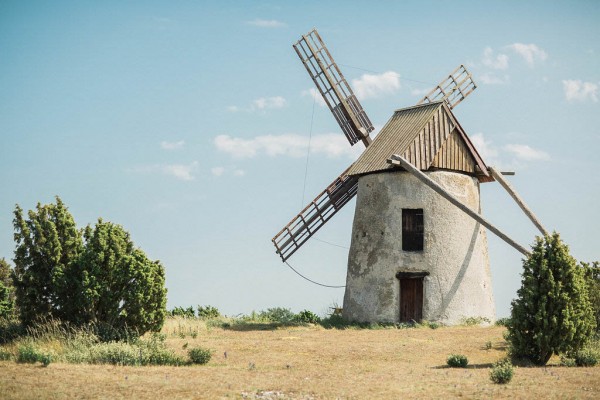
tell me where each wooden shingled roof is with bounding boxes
[346,101,493,182]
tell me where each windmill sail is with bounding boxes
[418,65,476,110]
[294,29,374,146]
[272,166,359,262]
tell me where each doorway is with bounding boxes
[396,271,428,323]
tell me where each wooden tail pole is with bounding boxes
[488,166,549,237]
[387,154,530,256]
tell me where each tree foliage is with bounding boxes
[507,233,596,365]
[73,220,167,334]
[12,198,82,324]
[11,198,167,336]
[581,261,600,330]
[0,258,15,319]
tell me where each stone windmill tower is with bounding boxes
[273,29,538,325]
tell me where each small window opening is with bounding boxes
[402,209,424,251]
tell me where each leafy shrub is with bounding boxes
[0,318,25,344]
[296,310,320,324]
[461,316,491,326]
[169,306,196,318]
[0,349,13,361]
[188,347,212,365]
[17,343,52,366]
[495,317,511,327]
[258,308,296,324]
[574,349,598,367]
[490,359,514,384]
[319,314,350,329]
[581,261,600,331]
[197,305,220,319]
[446,354,468,368]
[507,233,596,365]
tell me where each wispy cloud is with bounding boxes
[479,73,509,85]
[471,133,550,169]
[228,96,287,112]
[352,71,401,100]
[130,161,199,181]
[562,80,599,102]
[504,144,550,161]
[301,88,327,107]
[160,140,185,150]
[410,87,432,97]
[246,19,286,28]
[163,162,199,181]
[214,133,361,159]
[482,47,509,70]
[471,133,500,165]
[211,166,246,178]
[507,43,547,67]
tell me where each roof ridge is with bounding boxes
[394,101,444,113]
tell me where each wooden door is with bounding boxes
[400,278,423,322]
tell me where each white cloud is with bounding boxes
[253,96,286,110]
[479,73,510,85]
[228,96,287,112]
[504,144,550,161]
[163,161,199,181]
[301,88,327,107]
[482,47,509,70]
[211,167,225,177]
[471,133,499,165]
[562,80,599,102]
[507,43,547,67]
[410,87,432,97]
[214,133,361,159]
[160,140,185,150]
[352,71,401,100]
[233,169,246,177]
[246,19,286,28]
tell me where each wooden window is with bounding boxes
[402,209,424,251]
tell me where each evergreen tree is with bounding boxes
[71,220,167,334]
[507,233,596,365]
[12,198,82,324]
[0,258,15,318]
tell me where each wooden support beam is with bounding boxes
[488,166,548,236]
[388,155,530,256]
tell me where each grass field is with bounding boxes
[1,321,599,399]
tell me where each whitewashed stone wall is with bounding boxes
[342,170,495,325]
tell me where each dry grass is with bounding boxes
[1,324,599,399]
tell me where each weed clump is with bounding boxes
[446,354,468,368]
[17,343,52,366]
[188,347,212,365]
[490,358,514,384]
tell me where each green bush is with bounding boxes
[574,349,598,367]
[169,306,196,318]
[0,348,13,361]
[258,308,296,324]
[17,343,52,366]
[446,354,468,368]
[507,233,596,365]
[296,310,320,324]
[495,317,511,327]
[188,347,212,365]
[461,316,490,326]
[197,305,220,319]
[490,359,514,384]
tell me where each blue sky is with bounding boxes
[1,1,598,317]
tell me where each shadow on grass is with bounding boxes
[432,363,495,369]
[222,322,306,331]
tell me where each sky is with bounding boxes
[1,0,599,318]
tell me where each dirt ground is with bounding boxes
[1,325,599,399]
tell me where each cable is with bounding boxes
[284,261,346,288]
[314,237,350,250]
[301,92,316,207]
[338,63,437,86]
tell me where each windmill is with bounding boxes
[272,29,544,324]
